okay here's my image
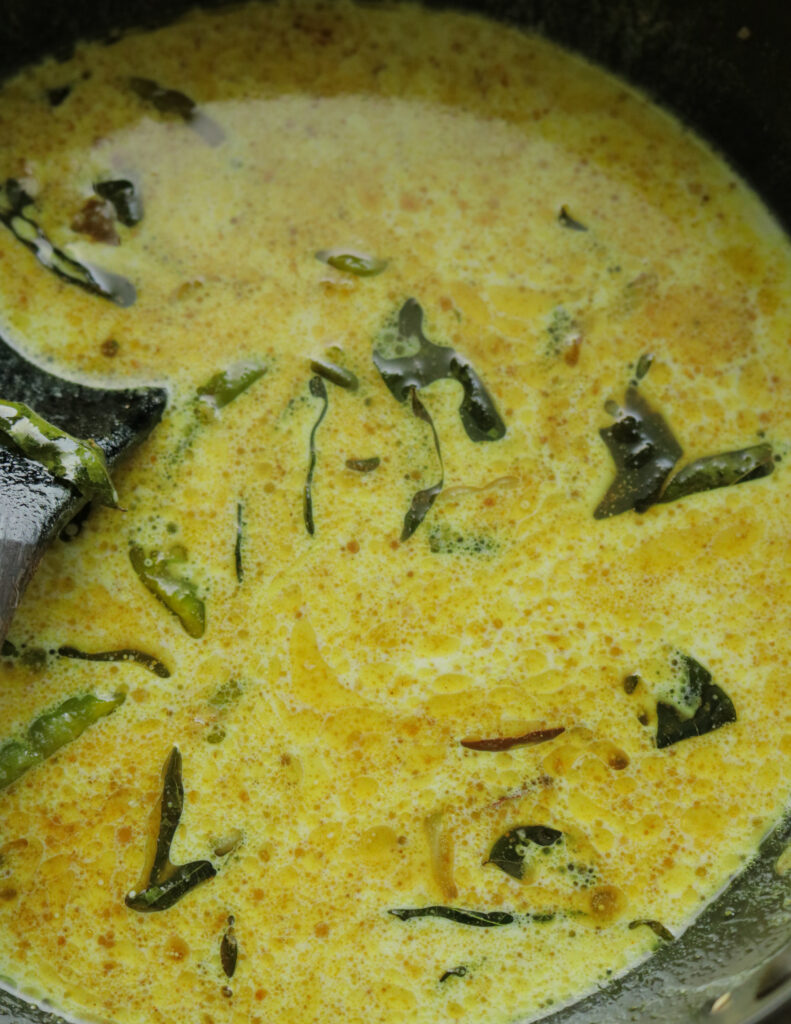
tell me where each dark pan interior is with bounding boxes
[1,1,790,1022]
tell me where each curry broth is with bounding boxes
[0,2,790,1023]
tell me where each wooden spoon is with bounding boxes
[0,334,167,643]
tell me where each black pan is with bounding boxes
[0,2,790,1023]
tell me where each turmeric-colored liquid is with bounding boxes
[1,3,791,1023]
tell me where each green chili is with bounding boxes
[129,545,206,638]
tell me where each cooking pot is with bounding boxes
[1,1,790,1022]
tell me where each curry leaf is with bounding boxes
[345,456,380,473]
[309,358,359,391]
[659,444,774,504]
[94,179,143,227]
[401,387,444,541]
[485,825,563,880]
[594,386,682,518]
[304,375,329,535]
[558,205,587,231]
[57,645,170,678]
[221,918,238,978]
[655,654,736,749]
[373,299,506,443]
[388,906,515,927]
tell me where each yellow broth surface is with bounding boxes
[0,2,791,1022]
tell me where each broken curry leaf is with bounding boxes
[485,825,563,881]
[558,205,587,231]
[309,357,359,391]
[126,860,217,913]
[235,502,244,583]
[659,444,774,505]
[304,375,329,535]
[0,399,119,506]
[125,747,217,913]
[316,249,388,277]
[345,456,380,473]
[401,387,443,541]
[655,654,736,749]
[57,645,170,678]
[129,545,205,638]
[0,179,136,306]
[221,917,238,978]
[460,727,565,752]
[388,906,515,927]
[373,299,505,443]
[197,359,267,412]
[594,386,682,518]
[94,179,143,227]
[0,692,125,790]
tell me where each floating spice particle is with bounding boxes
[558,205,587,230]
[345,457,380,473]
[71,197,119,245]
[589,885,626,920]
[309,358,359,391]
[101,338,120,357]
[623,674,640,694]
[439,966,468,982]
[629,919,675,942]
[57,645,170,678]
[460,727,565,752]
[316,249,388,277]
[129,76,225,146]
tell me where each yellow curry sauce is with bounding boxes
[0,2,791,1022]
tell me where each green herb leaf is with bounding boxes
[485,825,563,880]
[0,179,136,306]
[388,906,515,927]
[94,179,143,227]
[0,399,120,506]
[197,359,267,411]
[129,545,206,638]
[655,654,736,749]
[0,692,125,790]
[659,444,775,504]
[125,748,217,913]
[125,860,217,913]
[57,645,170,678]
[316,249,388,277]
[594,386,682,518]
[373,299,506,443]
[304,375,329,535]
